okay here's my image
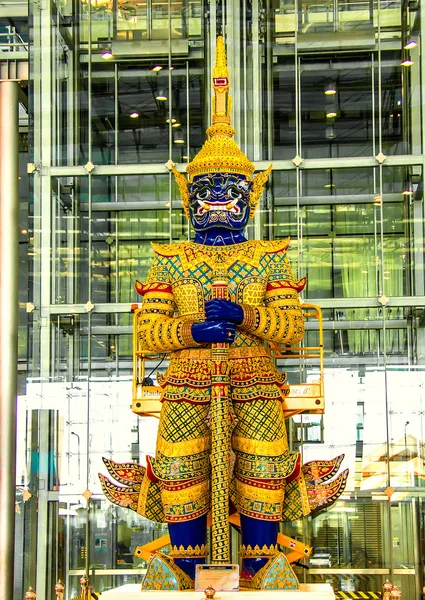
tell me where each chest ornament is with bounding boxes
[172,279,205,315]
[236,277,267,305]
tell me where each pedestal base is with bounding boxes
[102,583,335,599]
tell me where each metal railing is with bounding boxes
[0,27,28,53]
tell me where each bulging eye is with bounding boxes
[227,187,242,200]
[196,189,211,200]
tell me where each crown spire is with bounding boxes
[211,36,231,129]
[186,36,255,181]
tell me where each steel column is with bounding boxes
[0,79,20,600]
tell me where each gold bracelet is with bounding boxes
[179,320,198,347]
[240,305,257,332]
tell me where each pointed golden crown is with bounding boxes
[186,36,255,181]
[169,36,272,220]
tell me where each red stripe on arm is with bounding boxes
[266,277,306,293]
[135,280,173,297]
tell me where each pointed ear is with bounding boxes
[249,165,272,218]
[169,164,190,219]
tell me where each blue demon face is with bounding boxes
[189,173,252,232]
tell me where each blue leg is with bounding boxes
[240,515,279,576]
[168,514,207,580]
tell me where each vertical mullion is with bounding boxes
[186,60,191,241]
[168,0,173,244]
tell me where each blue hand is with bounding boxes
[205,299,244,325]
[192,321,236,344]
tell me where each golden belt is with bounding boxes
[171,346,271,359]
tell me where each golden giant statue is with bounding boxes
[100,36,347,591]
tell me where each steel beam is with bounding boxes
[42,295,425,316]
[0,79,19,600]
[45,153,425,178]
[0,5,27,17]
[79,192,403,213]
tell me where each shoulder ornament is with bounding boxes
[249,165,273,218]
[151,242,188,257]
[259,238,290,254]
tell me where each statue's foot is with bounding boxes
[241,552,299,590]
[141,553,194,591]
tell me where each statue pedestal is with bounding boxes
[101,583,335,598]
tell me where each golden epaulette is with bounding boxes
[151,239,290,272]
[151,238,290,257]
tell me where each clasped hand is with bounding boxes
[192,299,244,344]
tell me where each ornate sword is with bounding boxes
[210,255,231,563]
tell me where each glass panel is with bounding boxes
[116,0,148,39]
[117,67,171,165]
[51,175,187,304]
[91,72,116,166]
[272,59,297,160]
[387,367,425,489]
[381,57,406,156]
[300,57,374,159]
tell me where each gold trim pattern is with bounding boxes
[171,346,271,360]
[151,239,289,271]
[169,544,208,558]
[162,479,210,522]
[186,136,255,181]
[236,478,284,521]
[232,434,287,457]
[299,473,310,515]
[236,478,284,503]
[240,544,278,558]
[156,434,211,458]
[137,476,150,516]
